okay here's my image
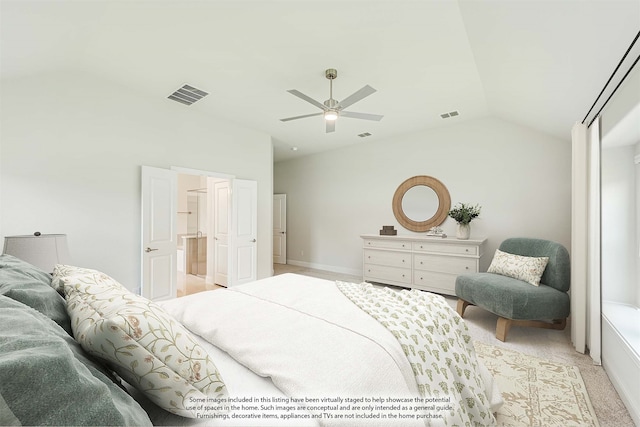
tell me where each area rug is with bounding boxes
[474,341,599,427]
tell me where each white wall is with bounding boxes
[0,70,273,291]
[275,117,571,276]
[602,145,637,304]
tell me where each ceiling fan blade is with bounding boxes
[340,111,384,121]
[336,85,377,109]
[287,89,327,111]
[280,112,323,122]
[326,120,336,133]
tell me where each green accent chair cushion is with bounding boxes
[456,273,570,320]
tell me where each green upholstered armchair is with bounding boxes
[455,237,570,341]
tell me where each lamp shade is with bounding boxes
[3,233,72,273]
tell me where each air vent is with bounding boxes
[358,132,372,138]
[168,84,209,106]
[440,110,459,119]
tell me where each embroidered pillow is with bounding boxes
[487,249,549,286]
[53,265,228,418]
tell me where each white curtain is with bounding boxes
[570,120,602,364]
[587,119,601,365]
[571,122,589,354]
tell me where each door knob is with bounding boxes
[145,247,158,253]
[251,239,257,243]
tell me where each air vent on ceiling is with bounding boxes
[440,110,459,119]
[358,132,372,138]
[168,84,209,106]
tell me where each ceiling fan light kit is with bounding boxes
[324,110,338,121]
[281,68,383,133]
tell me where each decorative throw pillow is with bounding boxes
[53,265,228,418]
[487,249,549,286]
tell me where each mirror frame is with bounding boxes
[392,175,451,232]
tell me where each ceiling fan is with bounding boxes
[280,68,383,133]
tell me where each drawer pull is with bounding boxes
[465,266,469,270]
[465,249,469,252]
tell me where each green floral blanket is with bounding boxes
[336,281,497,427]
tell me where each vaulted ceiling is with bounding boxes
[1,1,638,161]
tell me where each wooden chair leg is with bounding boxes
[456,299,472,317]
[496,317,512,342]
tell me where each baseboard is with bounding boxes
[286,259,362,278]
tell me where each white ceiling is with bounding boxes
[1,0,639,162]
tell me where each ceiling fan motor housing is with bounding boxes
[325,68,337,80]
[323,98,339,108]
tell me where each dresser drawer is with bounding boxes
[364,264,412,285]
[412,242,478,255]
[413,271,456,295]
[363,239,411,250]
[364,249,410,268]
[414,254,477,275]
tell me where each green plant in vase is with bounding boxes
[448,203,481,240]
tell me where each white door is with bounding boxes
[141,166,177,301]
[214,180,230,286]
[273,194,287,264]
[230,179,257,286]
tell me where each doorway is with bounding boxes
[177,173,229,295]
[273,194,287,264]
[141,165,258,301]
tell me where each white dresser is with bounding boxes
[361,234,486,296]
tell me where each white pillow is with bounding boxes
[53,265,228,418]
[487,249,549,286]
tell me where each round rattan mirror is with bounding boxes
[392,175,451,232]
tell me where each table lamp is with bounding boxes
[2,232,72,273]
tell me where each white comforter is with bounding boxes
[160,274,500,427]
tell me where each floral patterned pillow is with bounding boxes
[53,265,228,418]
[487,249,549,286]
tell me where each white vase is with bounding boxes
[456,223,471,240]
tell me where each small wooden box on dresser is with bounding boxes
[361,234,487,296]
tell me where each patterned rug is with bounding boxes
[474,342,599,427]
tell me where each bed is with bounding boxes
[0,255,501,426]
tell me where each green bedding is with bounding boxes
[0,255,152,426]
[0,254,71,334]
[0,295,152,426]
